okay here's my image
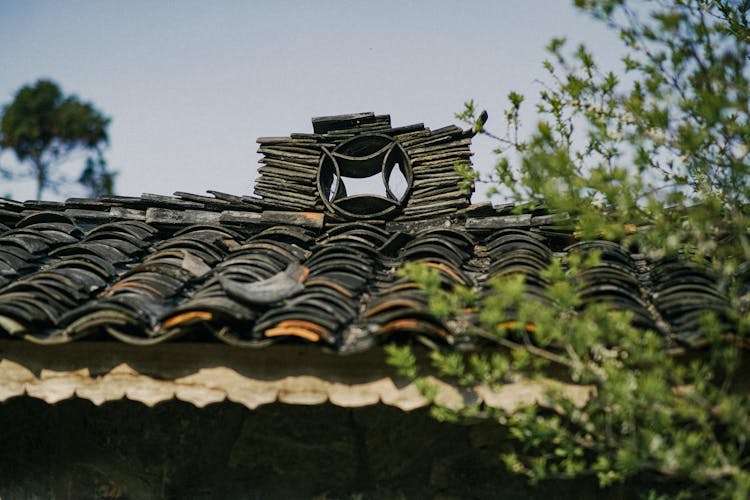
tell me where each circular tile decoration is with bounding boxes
[316,134,413,220]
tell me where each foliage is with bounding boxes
[0,79,116,199]
[389,1,750,498]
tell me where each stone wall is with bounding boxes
[0,398,647,499]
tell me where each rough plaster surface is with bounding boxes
[0,358,593,412]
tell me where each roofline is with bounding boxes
[0,340,592,411]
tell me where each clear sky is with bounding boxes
[0,0,622,201]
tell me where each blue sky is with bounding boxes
[0,1,622,201]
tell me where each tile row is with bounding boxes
[0,214,736,350]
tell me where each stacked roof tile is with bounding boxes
[0,113,738,353]
[255,112,473,220]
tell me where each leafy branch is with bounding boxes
[400,3,750,496]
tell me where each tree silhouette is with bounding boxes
[0,79,116,199]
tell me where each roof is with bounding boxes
[0,113,735,409]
